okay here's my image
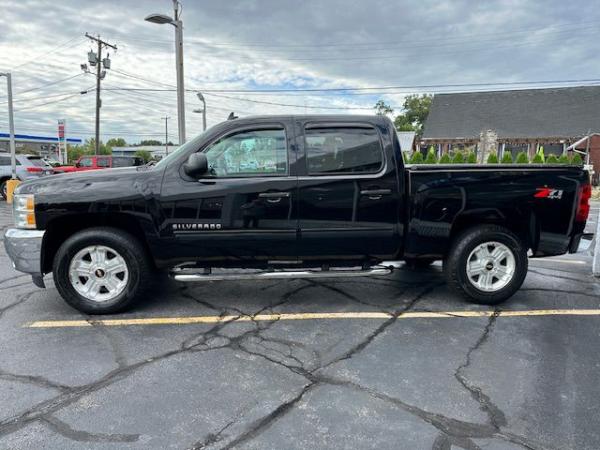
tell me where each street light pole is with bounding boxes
[196,92,206,131]
[162,116,170,155]
[145,1,186,145]
[0,72,17,180]
[174,1,186,144]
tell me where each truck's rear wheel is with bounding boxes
[444,225,527,305]
[53,227,151,314]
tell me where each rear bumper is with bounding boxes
[4,228,45,275]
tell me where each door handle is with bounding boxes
[259,192,290,203]
[360,189,391,199]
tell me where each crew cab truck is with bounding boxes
[4,115,592,314]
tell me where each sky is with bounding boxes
[0,0,599,144]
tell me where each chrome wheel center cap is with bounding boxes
[485,261,494,271]
[94,268,106,278]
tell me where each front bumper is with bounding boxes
[4,228,45,277]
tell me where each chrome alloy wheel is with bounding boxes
[68,245,129,302]
[466,241,516,292]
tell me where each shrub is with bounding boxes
[439,153,451,164]
[466,151,477,163]
[451,151,465,164]
[546,154,559,164]
[424,147,438,164]
[487,151,499,164]
[571,153,583,165]
[531,152,544,164]
[515,152,529,164]
[409,151,424,164]
[501,152,513,164]
[402,152,410,163]
[558,154,570,164]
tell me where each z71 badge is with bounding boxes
[534,188,563,199]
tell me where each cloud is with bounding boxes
[0,0,599,143]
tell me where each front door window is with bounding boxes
[204,128,287,177]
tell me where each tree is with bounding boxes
[424,146,438,164]
[393,94,433,136]
[501,152,514,164]
[409,151,424,164]
[106,138,127,148]
[466,151,477,163]
[451,151,465,164]
[373,100,393,116]
[571,153,583,165]
[134,150,153,163]
[487,151,499,164]
[80,138,111,155]
[439,153,451,164]
[515,152,529,164]
[139,139,162,146]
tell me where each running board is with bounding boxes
[171,267,392,282]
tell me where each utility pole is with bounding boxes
[0,72,16,180]
[162,116,170,155]
[194,92,207,131]
[83,33,117,155]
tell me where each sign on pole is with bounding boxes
[58,119,66,164]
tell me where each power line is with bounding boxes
[100,77,600,95]
[11,36,84,70]
[111,19,599,49]
[203,92,376,110]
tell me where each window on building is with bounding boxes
[305,127,383,175]
[204,128,288,177]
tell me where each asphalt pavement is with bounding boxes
[0,201,599,450]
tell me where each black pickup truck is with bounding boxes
[5,115,591,314]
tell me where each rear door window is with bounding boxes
[304,127,384,175]
[97,157,110,168]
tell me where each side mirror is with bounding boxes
[183,152,208,178]
[75,162,81,168]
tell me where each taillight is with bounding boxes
[26,167,43,173]
[576,183,592,223]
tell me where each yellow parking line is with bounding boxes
[25,309,600,328]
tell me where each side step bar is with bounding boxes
[171,266,392,282]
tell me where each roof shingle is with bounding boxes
[422,86,600,140]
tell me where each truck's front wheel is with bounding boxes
[53,227,152,314]
[444,225,527,305]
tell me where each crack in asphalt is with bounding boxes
[0,275,559,450]
[454,310,507,431]
[41,415,140,443]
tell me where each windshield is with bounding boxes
[154,130,209,169]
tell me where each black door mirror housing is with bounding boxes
[183,153,209,178]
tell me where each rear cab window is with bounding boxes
[304,126,384,175]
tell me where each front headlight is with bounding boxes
[13,194,36,229]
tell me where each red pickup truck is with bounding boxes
[54,155,144,173]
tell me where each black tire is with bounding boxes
[53,227,152,314]
[404,258,436,269]
[0,179,8,200]
[443,225,527,305]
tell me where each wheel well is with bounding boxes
[41,214,156,273]
[450,212,538,252]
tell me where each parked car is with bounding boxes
[4,115,592,314]
[0,153,54,199]
[53,155,144,173]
